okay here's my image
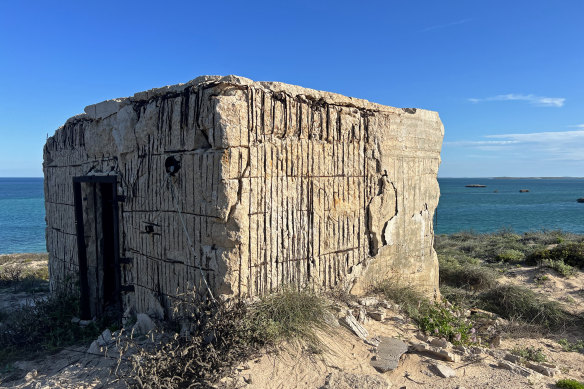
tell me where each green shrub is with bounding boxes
[439,263,498,291]
[526,242,584,268]
[558,338,584,352]
[418,303,475,344]
[247,288,330,344]
[373,281,432,320]
[511,346,547,362]
[118,288,331,387]
[0,290,101,364]
[496,249,525,263]
[375,281,476,345]
[477,285,572,328]
[556,379,584,389]
[542,260,577,277]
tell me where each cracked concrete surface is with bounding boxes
[44,75,444,318]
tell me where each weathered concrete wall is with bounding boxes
[44,75,443,318]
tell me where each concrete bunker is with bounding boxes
[43,75,444,320]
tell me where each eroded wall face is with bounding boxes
[44,78,443,319]
[215,87,443,298]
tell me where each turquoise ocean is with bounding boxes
[0,177,583,254]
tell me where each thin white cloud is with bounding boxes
[446,130,584,161]
[568,124,584,129]
[468,94,565,107]
[419,18,472,33]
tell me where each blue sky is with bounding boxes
[0,0,582,177]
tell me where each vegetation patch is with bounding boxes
[439,262,499,291]
[526,242,584,274]
[0,290,102,365]
[374,281,476,345]
[117,288,331,388]
[556,379,584,389]
[477,285,571,328]
[558,338,584,353]
[510,346,547,363]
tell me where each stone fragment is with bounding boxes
[381,300,393,309]
[368,309,386,321]
[497,360,541,377]
[524,361,559,377]
[71,316,80,324]
[415,332,429,342]
[358,307,369,324]
[96,329,113,347]
[410,343,460,362]
[79,319,93,327]
[321,371,391,389]
[490,334,501,347]
[359,297,379,307]
[432,363,457,378]
[429,338,450,349]
[504,353,521,364]
[365,337,381,347]
[133,313,156,335]
[341,311,369,340]
[24,370,37,382]
[370,337,409,372]
[87,340,101,355]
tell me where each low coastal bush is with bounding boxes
[373,281,432,320]
[118,288,331,388]
[526,242,584,269]
[496,249,525,263]
[439,262,498,291]
[418,303,475,345]
[556,379,584,389]
[477,285,571,329]
[510,346,547,362]
[0,290,101,364]
[374,281,476,345]
[248,288,331,344]
[558,338,584,352]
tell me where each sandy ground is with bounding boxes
[1,256,584,389]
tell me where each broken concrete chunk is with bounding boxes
[432,363,457,378]
[24,370,38,382]
[341,311,369,340]
[321,371,391,389]
[370,337,408,372]
[358,307,369,324]
[524,361,559,377]
[368,309,386,322]
[358,297,379,307]
[133,313,156,335]
[87,340,101,355]
[504,353,521,364]
[429,337,450,349]
[96,328,113,347]
[497,360,541,378]
[410,343,460,362]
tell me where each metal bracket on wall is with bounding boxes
[120,285,135,292]
[119,257,133,265]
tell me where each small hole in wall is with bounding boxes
[165,156,181,176]
[145,225,154,234]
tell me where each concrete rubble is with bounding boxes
[370,337,409,373]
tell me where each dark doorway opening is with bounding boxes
[73,176,121,321]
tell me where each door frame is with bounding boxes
[72,175,121,320]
